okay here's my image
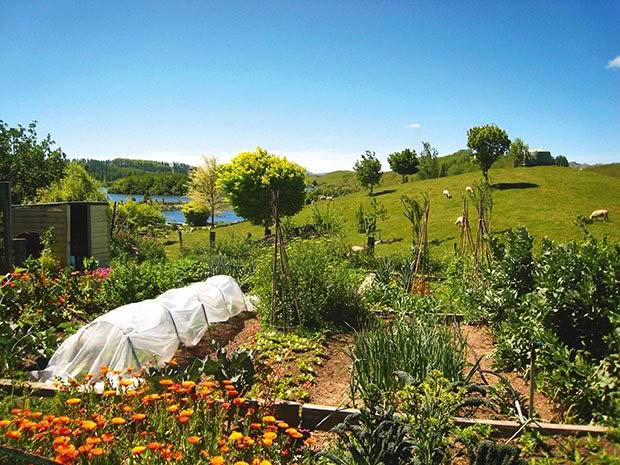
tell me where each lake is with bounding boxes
[105,191,243,225]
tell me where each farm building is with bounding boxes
[11,202,109,268]
[527,149,554,166]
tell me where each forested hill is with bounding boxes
[74,158,193,183]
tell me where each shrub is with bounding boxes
[113,200,166,231]
[182,200,211,226]
[350,317,467,403]
[252,239,366,329]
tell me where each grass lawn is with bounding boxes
[165,165,620,259]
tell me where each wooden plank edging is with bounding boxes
[0,379,609,437]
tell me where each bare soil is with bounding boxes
[176,316,562,422]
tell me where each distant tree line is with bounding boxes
[74,158,192,183]
[107,172,189,196]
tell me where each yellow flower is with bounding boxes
[181,380,196,389]
[110,417,126,425]
[103,390,116,396]
[5,430,21,439]
[131,445,146,455]
[81,420,97,431]
[0,420,10,427]
[179,409,194,417]
[131,413,146,421]
[168,405,179,413]
[260,460,272,465]
[262,416,276,424]
[159,379,174,386]
[86,436,101,445]
[210,456,225,465]
[187,435,200,444]
[235,462,250,465]
[228,431,243,441]
[263,432,277,440]
[262,438,273,446]
[66,398,81,405]
[119,379,133,387]
[90,447,104,456]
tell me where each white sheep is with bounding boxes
[590,209,609,222]
[442,189,452,199]
[351,246,365,253]
[326,196,334,201]
[455,216,465,226]
[465,186,473,194]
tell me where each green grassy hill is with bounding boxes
[166,166,620,259]
[585,162,620,179]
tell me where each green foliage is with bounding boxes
[350,318,467,403]
[200,345,256,395]
[355,198,388,237]
[417,142,441,180]
[508,138,531,167]
[353,151,383,195]
[110,200,167,261]
[35,162,108,202]
[311,203,345,237]
[186,156,227,227]
[252,239,366,329]
[108,172,188,195]
[467,124,511,182]
[554,155,569,167]
[113,200,166,231]
[387,148,419,183]
[75,157,192,182]
[319,401,415,465]
[182,200,212,226]
[218,147,306,226]
[0,120,67,204]
[473,440,526,465]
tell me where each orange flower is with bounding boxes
[102,433,115,442]
[110,417,126,425]
[168,405,179,413]
[210,456,226,465]
[187,436,201,444]
[78,445,91,454]
[262,416,276,424]
[229,431,243,441]
[233,397,246,405]
[81,420,97,431]
[222,380,233,386]
[262,438,273,446]
[227,390,239,398]
[66,398,81,406]
[250,423,262,430]
[173,451,183,460]
[86,436,101,445]
[221,402,231,410]
[5,430,21,439]
[277,422,289,429]
[131,413,146,421]
[178,416,190,423]
[10,408,21,415]
[159,379,174,386]
[122,406,132,413]
[119,379,133,387]
[203,381,216,388]
[0,419,11,427]
[90,447,104,456]
[260,461,273,465]
[235,462,250,465]
[147,442,161,450]
[181,381,196,389]
[263,432,277,441]
[180,409,193,417]
[131,446,147,455]
[103,390,116,397]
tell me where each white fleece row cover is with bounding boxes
[33,275,247,383]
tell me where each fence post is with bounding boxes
[210,230,216,248]
[0,182,13,273]
[178,228,183,250]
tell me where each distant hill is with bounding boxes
[167,165,620,259]
[584,163,620,179]
[75,158,193,183]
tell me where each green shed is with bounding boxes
[11,202,109,268]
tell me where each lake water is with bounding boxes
[105,191,243,225]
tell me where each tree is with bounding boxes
[354,150,383,195]
[186,156,227,227]
[555,155,569,167]
[467,124,511,183]
[387,148,419,183]
[36,162,107,202]
[0,120,67,204]
[417,142,440,180]
[508,138,530,167]
[217,148,306,227]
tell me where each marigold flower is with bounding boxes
[227,390,239,398]
[263,432,277,440]
[260,461,273,465]
[5,430,21,439]
[179,409,193,417]
[66,398,81,406]
[181,381,196,389]
[78,445,91,454]
[86,436,101,445]
[229,431,243,441]
[222,380,233,386]
[235,462,250,465]
[110,417,126,425]
[122,406,132,413]
[0,419,11,427]
[178,416,190,423]
[291,432,303,439]
[221,402,231,410]
[53,436,71,447]
[81,420,97,431]
[168,405,179,413]
[103,390,116,397]
[131,446,147,455]
[187,435,200,444]
[250,423,262,430]
[262,438,273,446]
[119,379,133,387]
[233,397,246,405]
[210,456,226,465]
[204,381,216,388]
[220,445,230,453]
[278,422,289,429]
[131,413,146,421]
[262,416,276,424]
[147,442,161,450]
[31,412,43,419]
[90,447,104,456]
[159,379,174,386]
[173,451,183,460]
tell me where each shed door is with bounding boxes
[70,204,89,267]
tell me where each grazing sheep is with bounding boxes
[319,195,326,200]
[442,189,452,199]
[590,209,609,222]
[351,246,364,253]
[455,216,465,226]
[326,196,334,201]
[465,186,473,194]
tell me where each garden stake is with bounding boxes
[178,228,183,249]
[529,341,536,419]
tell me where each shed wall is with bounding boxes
[88,204,109,267]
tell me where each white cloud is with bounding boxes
[407,122,421,128]
[606,55,620,69]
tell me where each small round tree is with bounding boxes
[217,148,306,227]
[467,124,510,183]
[186,156,227,227]
[508,137,530,167]
[387,148,419,183]
[354,150,383,195]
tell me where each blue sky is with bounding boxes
[1,1,618,171]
